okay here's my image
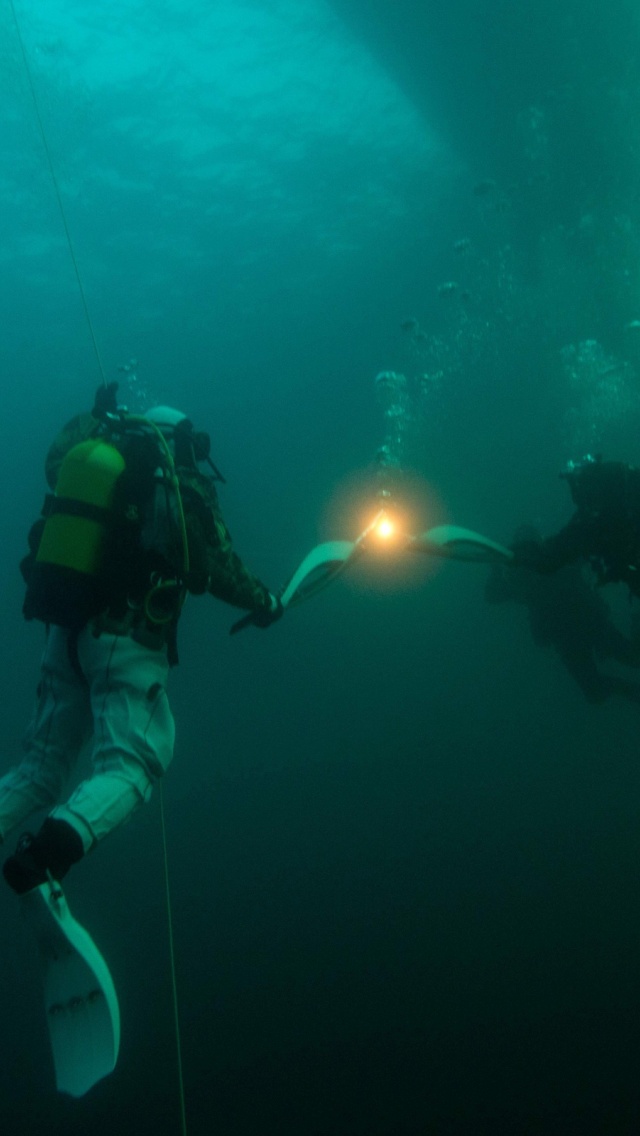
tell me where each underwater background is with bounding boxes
[2,0,640,1132]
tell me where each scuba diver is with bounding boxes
[0,382,282,894]
[487,524,640,704]
[511,455,640,596]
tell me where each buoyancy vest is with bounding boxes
[22,419,189,633]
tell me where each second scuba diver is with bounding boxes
[487,523,640,704]
[512,455,640,594]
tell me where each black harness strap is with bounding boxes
[47,496,112,525]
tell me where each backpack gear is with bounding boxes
[93,381,119,419]
[22,416,190,640]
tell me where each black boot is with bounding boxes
[3,818,84,894]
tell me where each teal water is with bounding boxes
[1,1,640,1133]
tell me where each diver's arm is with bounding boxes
[512,515,588,573]
[205,520,273,611]
[183,476,273,612]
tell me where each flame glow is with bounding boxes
[376,517,395,539]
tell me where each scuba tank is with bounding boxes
[24,438,128,629]
[36,439,126,574]
[23,416,190,634]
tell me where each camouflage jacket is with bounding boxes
[45,410,273,613]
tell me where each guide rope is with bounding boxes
[7,0,107,386]
[9,5,189,1123]
[160,784,189,1136]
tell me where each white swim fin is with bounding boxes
[20,877,120,1097]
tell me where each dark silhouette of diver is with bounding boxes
[487,524,640,705]
[512,456,640,591]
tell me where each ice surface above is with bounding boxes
[1,0,447,296]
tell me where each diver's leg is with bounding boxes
[0,627,91,844]
[596,673,640,705]
[50,629,175,853]
[598,623,640,668]
[559,643,640,705]
[558,646,611,704]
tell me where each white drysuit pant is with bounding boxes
[0,625,175,853]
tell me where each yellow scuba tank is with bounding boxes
[24,419,189,635]
[36,439,126,576]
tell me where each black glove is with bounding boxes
[229,594,285,635]
[251,594,284,629]
[93,381,119,419]
[510,539,551,572]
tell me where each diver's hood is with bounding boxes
[145,405,188,431]
[144,403,224,480]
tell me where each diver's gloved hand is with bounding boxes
[92,381,119,419]
[510,539,552,572]
[252,593,284,629]
[228,593,284,635]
